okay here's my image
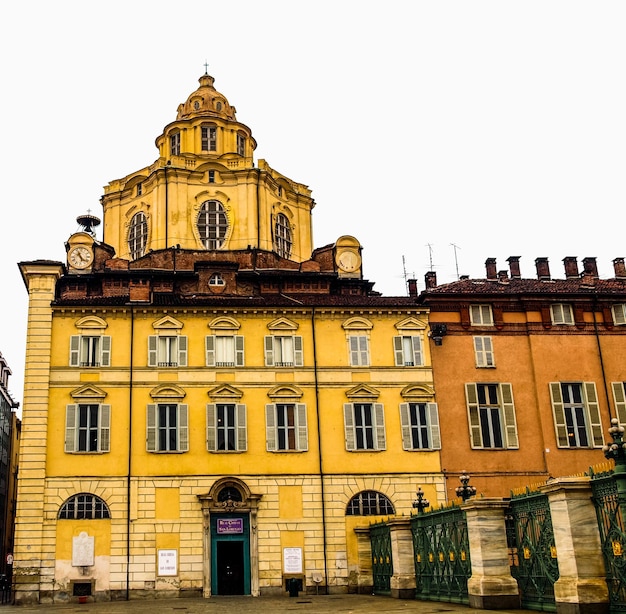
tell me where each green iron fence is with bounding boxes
[411,504,471,603]
[506,488,558,612]
[370,521,393,594]
[591,465,626,612]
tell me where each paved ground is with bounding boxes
[0,594,522,613]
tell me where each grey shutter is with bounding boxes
[236,404,247,451]
[427,403,441,449]
[360,337,370,366]
[349,337,360,366]
[399,403,411,449]
[235,336,245,367]
[264,336,274,366]
[65,404,77,452]
[613,382,626,427]
[393,337,404,366]
[500,383,518,449]
[178,336,188,367]
[99,404,111,452]
[344,403,355,450]
[374,403,386,450]
[549,383,568,447]
[293,336,304,367]
[584,382,603,447]
[147,404,157,451]
[178,404,189,451]
[148,336,158,367]
[100,336,111,367]
[412,336,424,366]
[70,336,80,367]
[266,404,277,451]
[465,383,482,448]
[296,403,308,451]
[474,337,485,367]
[206,336,216,367]
[206,404,217,451]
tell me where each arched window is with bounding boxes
[346,490,395,516]
[58,493,110,519]
[197,200,228,249]
[128,212,148,259]
[218,486,243,502]
[274,213,292,259]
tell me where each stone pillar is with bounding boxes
[387,518,416,599]
[464,498,520,609]
[353,526,373,594]
[540,477,609,614]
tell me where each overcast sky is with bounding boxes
[1,1,625,404]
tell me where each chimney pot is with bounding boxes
[498,270,508,282]
[582,257,598,278]
[563,256,579,279]
[407,279,418,297]
[424,271,437,289]
[535,257,551,280]
[613,257,626,278]
[485,258,497,279]
[507,256,521,279]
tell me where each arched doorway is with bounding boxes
[198,479,262,597]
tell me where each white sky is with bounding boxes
[1,1,625,404]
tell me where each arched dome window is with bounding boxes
[346,490,395,516]
[58,493,110,519]
[128,212,148,259]
[198,200,228,250]
[274,213,292,259]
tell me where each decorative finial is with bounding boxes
[204,60,209,75]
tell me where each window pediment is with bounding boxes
[150,384,186,400]
[342,317,373,331]
[345,384,380,400]
[75,316,108,331]
[207,384,243,400]
[400,384,435,401]
[152,315,184,331]
[395,317,427,332]
[267,385,303,400]
[208,316,240,331]
[267,317,299,332]
[70,384,107,401]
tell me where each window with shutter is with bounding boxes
[550,382,604,448]
[465,383,518,449]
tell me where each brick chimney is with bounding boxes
[507,256,521,279]
[498,270,509,282]
[535,257,551,280]
[424,271,437,289]
[407,278,418,297]
[485,258,497,279]
[563,257,579,279]
[613,257,626,278]
[582,257,598,278]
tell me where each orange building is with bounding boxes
[417,255,626,500]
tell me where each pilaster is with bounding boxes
[387,518,416,599]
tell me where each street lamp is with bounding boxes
[455,471,476,502]
[412,487,430,513]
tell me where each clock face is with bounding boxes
[69,245,93,269]
[337,250,360,273]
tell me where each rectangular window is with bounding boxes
[207,403,247,452]
[136,182,143,196]
[400,402,441,450]
[264,335,303,367]
[465,383,518,449]
[348,335,370,366]
[470,304,493,326]
[343,403,386,451]
[265,403,308,451]
[612,304,626,325]
[393,335,423,367]
[612,382,626,426]
[65,404,111,453]
[170,132,180,156]
[206,335,244,367]
[201,125,217,151]
[148,335,188,367]
[147,403,189,452]
[237,134,245,156]
[549,382,603,448]
[208,170,215,183]
[474,336,495,367]
[69,335,111,367]
[550,303,574,325]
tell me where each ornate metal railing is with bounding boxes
[411,504,471,603]
[506,488,558,611]
[370,522,392,594]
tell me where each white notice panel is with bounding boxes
[158,549,177,576]
[283,547,303,573]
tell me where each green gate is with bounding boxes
[370,522,392,594]
[411,505,471,603]
[591,465,626,612]
[506,489,558,611]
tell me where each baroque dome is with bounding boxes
[176,72,237,121]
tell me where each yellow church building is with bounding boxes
[13,72,442,603]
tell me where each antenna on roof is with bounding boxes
[451,243,461,280]
[402,255,408,296]
[426,244,434,271]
